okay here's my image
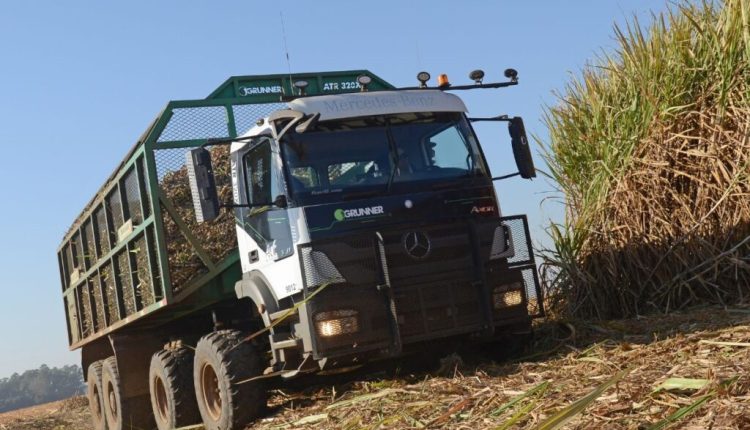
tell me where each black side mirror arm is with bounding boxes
[221,194,288,211]
[468,115,537,180]
[492,172,521,181]
[467,115,510,122]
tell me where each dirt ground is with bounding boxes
[1,304,748,430]
[0,396,90,430]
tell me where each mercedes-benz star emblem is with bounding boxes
[402,231,431,260]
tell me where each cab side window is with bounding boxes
[244,142,272,205]
[240,140,294,261]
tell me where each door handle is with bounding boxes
[249,250,259,263]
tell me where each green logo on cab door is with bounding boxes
[334,206,384,222]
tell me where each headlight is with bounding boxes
[492,283,524,309]
[314,310,359,337]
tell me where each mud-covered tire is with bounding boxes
[193,330,266,430]
[149,346,201,430]
[87,361,108,430]
[101,356,155,430]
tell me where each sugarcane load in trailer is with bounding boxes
[57,69,544,430]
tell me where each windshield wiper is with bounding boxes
[384,122,399,192]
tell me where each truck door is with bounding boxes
[238,138,294,263]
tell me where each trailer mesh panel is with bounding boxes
[116,250,136,316]
[82,220,95,270]
[132,234,155,307]
[80,281,93,338]
[107,189,124,234]
[123,167,143,224]
[101,263,119,324]
[157,106,230,142]
[94,205,110,256]
[89,273,106,331]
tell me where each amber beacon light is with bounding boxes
[437,73,451,88]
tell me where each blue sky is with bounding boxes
[0,1,671,378]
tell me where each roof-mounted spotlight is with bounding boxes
[504,68,519,83]
[417,71,431,88]
[293,80,309,96]
[357,74,372,91]
[469,69,485,85]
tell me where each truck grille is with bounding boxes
[382,224,481,341]
[381,224,474,285]
[393,280,482,341]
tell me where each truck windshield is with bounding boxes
[280,112,488,205]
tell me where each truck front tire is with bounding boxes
[87,361,107,430]
[149,346,201,430]
[101,356,155,430]
[193,330,267,430]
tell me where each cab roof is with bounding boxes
[288,90,467,121]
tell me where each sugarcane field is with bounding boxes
[1,1,749,429]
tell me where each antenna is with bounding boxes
[280,12,293,94]
[415,40,423,70]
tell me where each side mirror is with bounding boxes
[186,148,220,222]
[273,194,288,209]
[508,117,536,179]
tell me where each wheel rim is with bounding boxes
[105,380,118,422]
[91,383,103,421]
[153,375,169,423]
[200,362,222,421]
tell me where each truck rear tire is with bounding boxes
[87,361,107,430]
[101,356,155,430]
[193,330,267,430]
[149,346,201,430]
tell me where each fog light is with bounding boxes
[493,283,524,309]
[315,310,359,337]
